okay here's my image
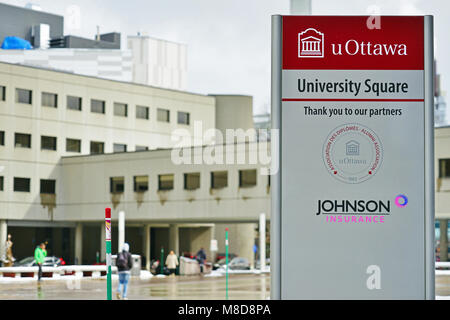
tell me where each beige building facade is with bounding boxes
[0,61,265,267]
[434,126,450,261]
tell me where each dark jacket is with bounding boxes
[117,251,133,272]
[196,249,206,264]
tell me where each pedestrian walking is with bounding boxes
[116,243,132,300]
[196,247,207,274]
[4,234,15,267]
[165,250,178,276]
[34,243,47,281]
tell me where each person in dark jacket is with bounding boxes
[116,243,133,300]
[196,247,207,273]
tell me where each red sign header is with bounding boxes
[283,16,424,70]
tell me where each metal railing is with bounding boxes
[0,262,449,279]
[0,265,118,278]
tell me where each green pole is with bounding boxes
[160,247,164,275]
[106,242,112,300]
[105,208,112,300]
[225,227,229,300]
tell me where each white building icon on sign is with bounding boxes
[298,28,324,58]
[346,140,360,156]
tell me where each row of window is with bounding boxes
[110,169,259,193]
[0,131,148,153]
[0,177,55,193]
[0,170,258,195]
[1,86,190,125]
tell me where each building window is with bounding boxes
[134,175,148,192]
[91,99,105,114]
[66,138,81,153]
[239,169,257,188]
[158,174,174,191]
[0,86,5,101]
[177,111,190,125]
[439,159,450,178]
[42,92,58,108]
[136,105,149,119]
[0,176,3,191]
[90,141,104,154]
[135,145,148,151]
[113,143,127,153]
[41,136,57,151]
[110,177,124,193]
[211,171,228,189]
[0,131,4,146]
[14,177,30,192]
[15,133,31,148]
[184,172,200,190]
[67,96,82,111]
[157,108,170,122]
[15,88,32,104]
[114,102,127,117]
[40,179,56,194]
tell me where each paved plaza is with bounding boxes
[0,273,449,300]
[0,273,270,300]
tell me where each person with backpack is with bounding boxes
[116,243,133,300]
[196,247,207,274]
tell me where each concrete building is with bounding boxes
[253,112,271,141]
[0,2,120,50]
[434,126,450,261]
[60,144,269,267]
[0,34,188,88]
[50,32,121,49]
[0,2,63,48]
[212,95,255,138]
[128,35,187,91]
[0,3,130,82]
[0,49,133,82]
[0,61,265,268]
[0,3,187,90]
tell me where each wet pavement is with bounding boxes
[436,274,450,297]
[0,273,448,300]
[0,273,270,300]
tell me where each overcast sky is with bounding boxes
[0,0,448,115]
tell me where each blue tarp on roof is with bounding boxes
[1,36,33,49]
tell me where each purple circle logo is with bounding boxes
[395,195,408,208]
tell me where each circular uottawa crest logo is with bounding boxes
[322,123,383,184]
